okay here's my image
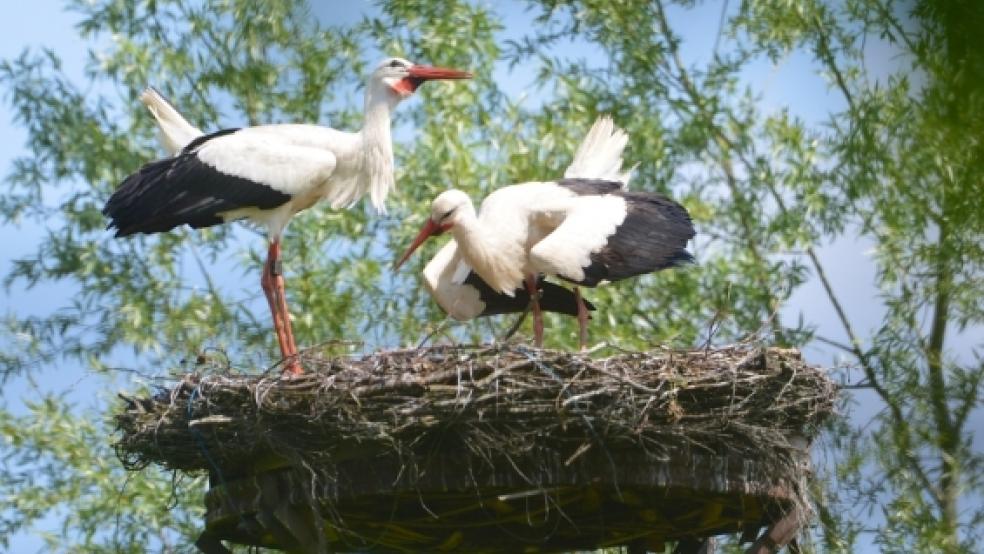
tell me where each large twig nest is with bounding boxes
[115,344,837,552]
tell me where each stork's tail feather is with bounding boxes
[140,87,203,155]
[666,250,696,267]
[564,116,636,186]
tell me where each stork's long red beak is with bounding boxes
[392,65,471,97]
[393,219,451,270]
[407,65,472,81]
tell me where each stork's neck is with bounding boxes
[362,86,398,144]
[359,86,399,210]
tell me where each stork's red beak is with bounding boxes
[393,219,452,270]
[392,65,472,97]
[407,65,472,81]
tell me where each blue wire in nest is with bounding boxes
[187,384,230,496]
[186,383,266,545]
[514,345,623,498]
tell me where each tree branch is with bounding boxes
[808,10,856,113]
[953,362,984,430]
[813,334,857,355]
[652,0,786,343]
[926,208,959,543]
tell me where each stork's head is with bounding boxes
[429,189,473,226]
[393,190,474,270]
[372,57,472,99]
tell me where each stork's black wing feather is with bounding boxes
[103,129,291,237]
[463,273,595,317]
[556,178,696,286]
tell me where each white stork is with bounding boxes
[104,57,471,375]
[394,118,695,349]
[412,117,632,330]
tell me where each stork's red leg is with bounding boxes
[274,274,300,365]
[261,247,290,356]
[270,241,302,374]
[263,239,303,376]
[524,275,544,348]
[575,286,589,351]
[261,244,291,368]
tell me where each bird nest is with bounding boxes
[115,345,837,553]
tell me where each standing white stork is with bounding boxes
[394,118,695,349]
[104,57,471,375]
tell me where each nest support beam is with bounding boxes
[626,505,804,554]
[198,469,329,553]
[196,503,321,554]
[745,506,805,554]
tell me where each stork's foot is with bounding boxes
[575,287,589,352]
[524,275,545,348]
[280,358,305,378]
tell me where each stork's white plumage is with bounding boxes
[396,117,695,348]
[563,116,636,184]
[105,57,471,375]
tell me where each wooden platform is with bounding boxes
[195,447,807,553]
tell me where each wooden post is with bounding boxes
[745,507,803,554]
[195,532,232,554]
[254,471,324,553]
[197,470,326,554]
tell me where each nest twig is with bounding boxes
[117,344,833,475]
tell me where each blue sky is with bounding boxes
[0,1,979,552]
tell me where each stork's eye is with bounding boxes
[440,208,455,220]
[389,60,404,68]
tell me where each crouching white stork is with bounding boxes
[104,57,471,375]
[421,239,597,326]
[394,124,694,348]
[409,117,636,337]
